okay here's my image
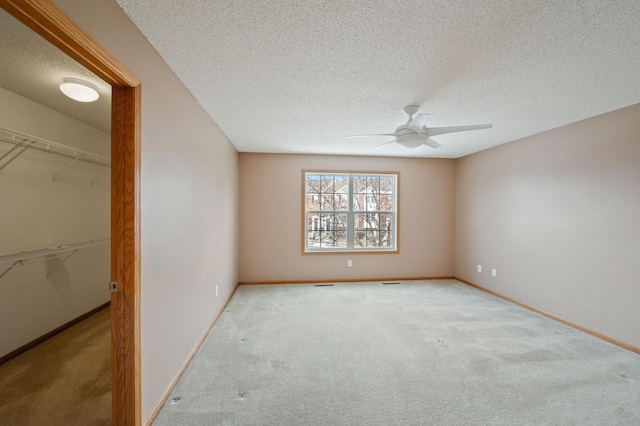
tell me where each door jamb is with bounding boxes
[0,1,142,424]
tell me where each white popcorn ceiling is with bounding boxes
[0,9,111,133]
[113,0,640,158]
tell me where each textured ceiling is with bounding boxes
[114,0,640,158]
[4,2,638,158]
[0,9,111,133]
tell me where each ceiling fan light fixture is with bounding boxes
[396,132,427,149]
[59,78,99,102]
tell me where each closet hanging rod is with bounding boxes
[0,238,110,279]
[0,126,111,168]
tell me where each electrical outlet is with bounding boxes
[216,285,218,296]
[491,269,497,277]
[477,265,482,273]
[347,259,352,267]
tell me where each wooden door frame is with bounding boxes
[0,1,142,424]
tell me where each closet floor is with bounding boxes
[0,306,111,426]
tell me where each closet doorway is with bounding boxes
[0,1,140,425]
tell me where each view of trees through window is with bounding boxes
[304,172,397,251]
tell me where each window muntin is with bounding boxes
[304,172,397,252]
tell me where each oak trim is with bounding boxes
[455,277,640,355]
[239,276,454,285]
[0,302,110,366]
[111,84,142,425]
[143,282,240,426]
[0,0,138,87]
[0,1,142,424]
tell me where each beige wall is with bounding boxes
[53,0,240,421]
[455,103,640,348]
[239,153,456,282]
[19,0,639,420]
[0,86,110,358]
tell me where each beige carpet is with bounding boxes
[0,307,111,426]
[153,280,640,425]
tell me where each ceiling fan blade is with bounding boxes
[423,138,442,149]
[427,124,492,137]
[372,140,396,151]
[407,113,430,132]
[346,133,396,138]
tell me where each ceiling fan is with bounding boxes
[348,105,492,150]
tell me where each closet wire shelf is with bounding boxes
[0,239,110,280]
[0,126,111,178]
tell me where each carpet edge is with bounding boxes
[143,281,240,426]
[455,277,640,355]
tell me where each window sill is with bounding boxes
[303,248,399,255]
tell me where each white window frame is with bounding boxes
[303,171,399,253]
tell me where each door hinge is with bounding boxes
[109,281,118,293]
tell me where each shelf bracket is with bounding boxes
[52,155,82,181]
[0,141,36,173]
[46,250,78,278]
[0,260,21,280]
[0,143,20,163]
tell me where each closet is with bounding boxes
[0,7,112,425]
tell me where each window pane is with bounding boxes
[379,193,392,211]
[305,172,396,252]
[334,175,348,191]
[354,213,365,231]
[307,214,318,232]
[367,176,379,192]
[320,213,331,230]
[380,176,393,192]
[307,193,320,209]
[366,193,379,211]
[367,213,377,229]
[379,176,393,211]
[380,231,393,247]
[333,213,347,248]
[379,213,392,230]
[335,213,348,232]
[335,193,348,211]
[353,194,363,211]
[366,230,379,247]
[306,213,320,248]
[320,175,335,193]
[334,234,347,248]
[306,174,321,213]
[319,230,331,248]
[353,176,367,193]
[307,175,320,193]
[320,194,335,210]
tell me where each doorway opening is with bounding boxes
[0,1,141,425]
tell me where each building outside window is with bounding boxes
[303,171,398,253]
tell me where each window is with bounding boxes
[304,171,398,253]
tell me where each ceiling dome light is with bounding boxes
[59,78,99,102]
